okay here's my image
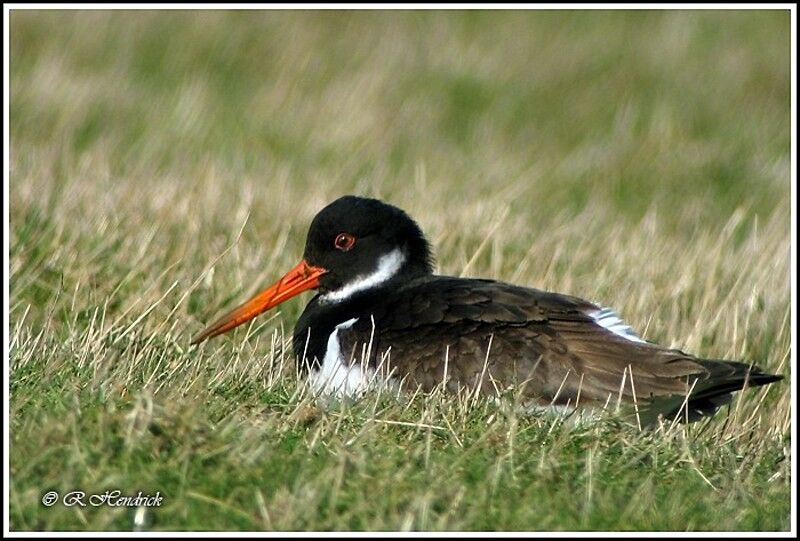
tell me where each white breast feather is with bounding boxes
[309,317,403,400]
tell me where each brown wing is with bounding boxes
[337,277,718,409]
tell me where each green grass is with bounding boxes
[9,9,792,532]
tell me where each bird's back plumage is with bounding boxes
[298,275,781,424]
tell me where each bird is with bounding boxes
[191,195,783,425]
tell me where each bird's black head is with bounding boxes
[190,195,433,344]
[303,196,434,301]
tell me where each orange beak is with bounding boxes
[191,259,327,345]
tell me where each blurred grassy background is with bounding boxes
[11,10,790,220]
[9,9,791,531]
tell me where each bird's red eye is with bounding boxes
[334,233,356,251]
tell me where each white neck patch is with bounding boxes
[319,248,406,304]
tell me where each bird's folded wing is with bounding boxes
[339,276,709,403]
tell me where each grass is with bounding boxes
[8,9,792,532]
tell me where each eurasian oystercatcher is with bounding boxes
[192,196,782,424]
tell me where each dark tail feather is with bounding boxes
[639,360,783,426]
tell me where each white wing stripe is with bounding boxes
[591,307,647,343]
